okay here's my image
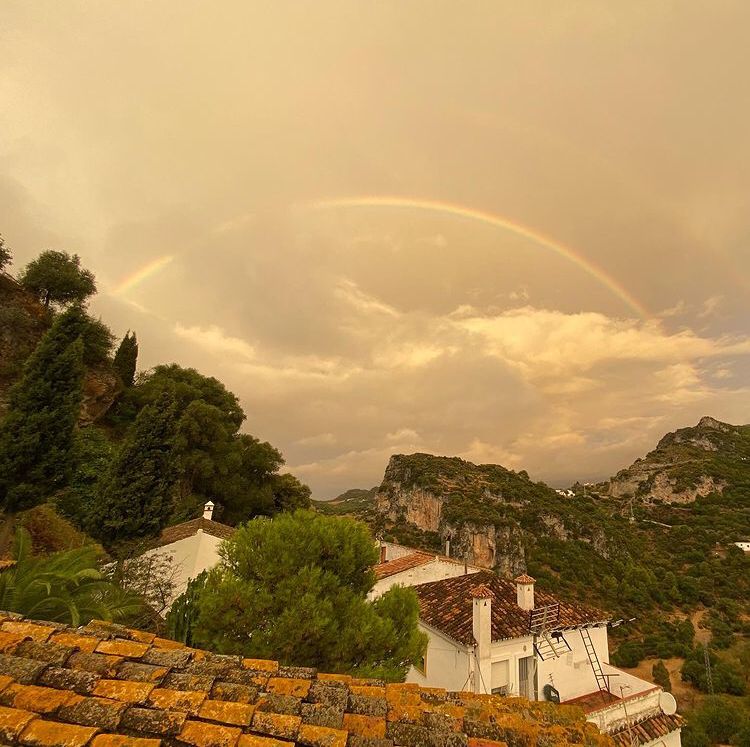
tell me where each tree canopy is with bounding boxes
[189,510,426,680]
[19,250,96,308]
[113,331,138,386]
[0,307,86,511]
[0,235,11,272]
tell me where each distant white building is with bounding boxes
[734,541,750,552]
[382,566,682,747]
[141,501,234,608]
[369,541,482,600]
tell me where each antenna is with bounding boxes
[704,647,714,695]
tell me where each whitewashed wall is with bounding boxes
[406,624,472,691]
[370,558,480,600]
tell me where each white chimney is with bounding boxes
[471,584,493,693]
[203,501,214,521]
[444,538,450,557]
[515,574,535,611]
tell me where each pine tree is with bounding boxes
[112,331,138,387]
[95,393,178,543]
[0,235,11,272]
[0,308,86,511]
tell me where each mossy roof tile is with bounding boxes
[0,610,622,747]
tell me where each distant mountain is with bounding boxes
[601,416,750,503]
[313,487,379,518]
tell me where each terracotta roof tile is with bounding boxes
[611,713,683,747]
[17,719,98,747]
[0,609,625,747]
[413,570,609,644]
[513,574,536,584]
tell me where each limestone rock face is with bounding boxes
[80,365,122,425]
[602,416,748,504]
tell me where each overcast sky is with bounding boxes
[2,2,749,497]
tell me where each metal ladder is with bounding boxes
[580,628,609,694]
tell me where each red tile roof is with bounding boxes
[513,574,535,584]
[413,571,609,644]
[611,712,683,747]
[151,518,235,548]
[0,611,615,746]
[373,552,436,580]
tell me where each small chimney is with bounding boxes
[515,574,535,611]
[203,501,214,521]
[379,543,387,564]
[471,584,493,693]
[444,538,450,557]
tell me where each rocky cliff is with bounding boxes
[601,416,750,503]
[373,453,617,575]
[0,273,120,423]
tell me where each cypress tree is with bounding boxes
[112,331,138,387]
[0,308,86,511]
[95,393,178,543]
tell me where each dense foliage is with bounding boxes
[113,331,138,386]
[190,510,427,680]
[0,235,11,271]
[0,530,143,626]
[0,307,86,511]
[19,250,96,308]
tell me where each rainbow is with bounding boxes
[112,255,174,295]
[309,196,649,319]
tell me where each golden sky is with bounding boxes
[2,2,749,496]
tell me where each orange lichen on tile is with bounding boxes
[341,714,387,739]
[50,632,100,654]
[241,659,278,672]
[468,739,509,747]
[435,702,467,720]
[125,629,156,645]
[385,684,421,707]
[316,673,352,684]
[419,686,447,698]
[91,736,162,747]
[237,735,289,747]
[92,679,155,704]
[178,719,242,747]
[0,631,29,652]
[266,677,311,698]
[94,639,150,659]
[387,704,423,724]
[0,705,37,742]
[17,718,98,747]
[148,688,207,715]
[198,699,255,726]
[297,724,348,747]
[151,637,185,650]
[2,683,82,714]
[251,711,302,741]
[350,685,385,699]
[0,675,14,693]
[0,621,55,642]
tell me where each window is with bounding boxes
[415,652,427,676]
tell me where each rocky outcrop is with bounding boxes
[80,365,121,425]
[602,417,748,503]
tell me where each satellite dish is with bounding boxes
[659,691,677,715]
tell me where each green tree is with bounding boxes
[166,570,209,647]
[57,427,114,532]
[113,331,138,387]
[0,235,11,272]
[652,660,671,692]
[0,308,86,511]
[19,250,96,308]
[192,510,426,680]
[0,529,144,626]
[95,394,178,543]
[271,472,312,512]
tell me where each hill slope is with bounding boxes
[601,416,750,503]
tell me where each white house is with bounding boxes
[734,541,750,552]
[402,570,682,747]
[369,541,481,600]
[142,501,234,607]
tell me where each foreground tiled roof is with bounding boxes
[152,518,236,548]
[0,611,614,747]
[611,713,683,747]
[414,571,610,644]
